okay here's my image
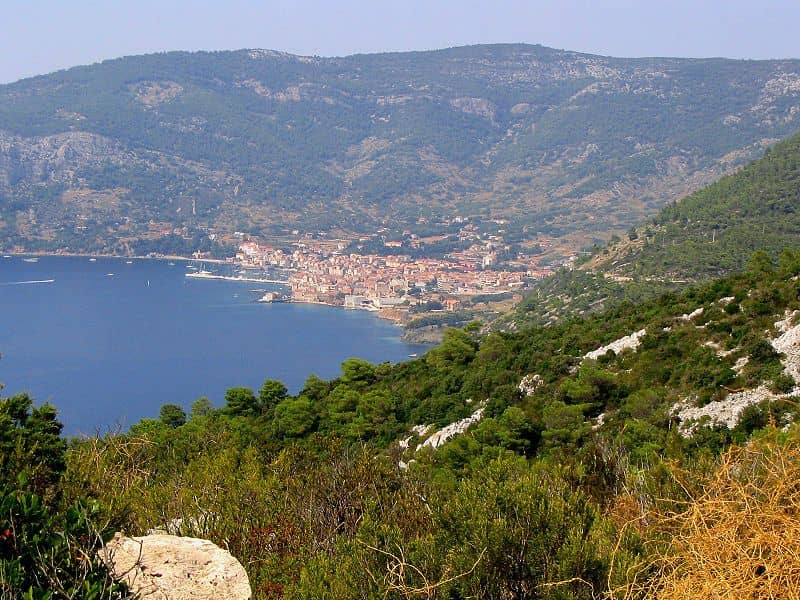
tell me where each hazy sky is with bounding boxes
[2,0,799,84]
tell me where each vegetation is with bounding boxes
[510,130,800,330]
[0,252,795,596]
[0,391,127,598]
[1,45,799,254]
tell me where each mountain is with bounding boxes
[508,131,800,328]
[1,44,800,254]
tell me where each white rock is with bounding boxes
[584,329,647,361]
[733,356,749,374]
[592,413,606,431]
[518,374,544,396]
[678,307,704,321]
[772,310,800,383]
[673,386,777,436]
[416,408,485,450]
[102,534,251,600]
[411,424,432,437]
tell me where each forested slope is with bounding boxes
[7,252,800,596]
[509,131,800,328]
[1,45,800,254]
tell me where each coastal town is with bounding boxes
[212,229,556,326]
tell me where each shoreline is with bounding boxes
[185,272,290,284]
[5,251,230,264]
[7,250,439,344]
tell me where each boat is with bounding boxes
[89,258,97,262]
[106,273,115,276]
[126,260,133,264]
[409,353,418,358]
[2,255,10,259]
[168,262,176,266]
[22,257,39,263]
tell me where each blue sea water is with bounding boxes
[0,256,428,435]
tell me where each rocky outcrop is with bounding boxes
[583,329,647,361]
[673,386,778,436]
[401,325,446,344]
[518,374,544,396]
[416,407,485,450]
[772,310,800,382]
[101,533,251,600]
[672,309,800,436]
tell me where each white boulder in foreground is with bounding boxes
[102,533,251,600]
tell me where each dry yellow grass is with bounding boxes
[620,430,800,599]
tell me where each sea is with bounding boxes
[0,255,429,435]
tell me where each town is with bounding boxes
[232,230,555,324]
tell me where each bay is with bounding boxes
[0,255,428,435]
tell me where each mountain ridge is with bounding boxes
[1,43,800,256]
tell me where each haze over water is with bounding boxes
[0,256,428,434]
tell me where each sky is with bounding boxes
[1,0,799,84]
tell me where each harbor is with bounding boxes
[185,271,289,284]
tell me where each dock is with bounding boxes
[185,272,289,284]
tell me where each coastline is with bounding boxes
[5,251,229,265]
[6,250,440,345]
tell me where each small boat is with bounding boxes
[89,258,97,262]
[106,273,115,276]
[22,257,39,263]
[2,255,10,259]
[125,260,133,264]
[168,262,176,266]
[408,353,418,358]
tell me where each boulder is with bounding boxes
[101,533,251,600]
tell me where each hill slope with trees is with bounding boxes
[7,251,800,596]
[1,44,800,254]
[509,131,800,328]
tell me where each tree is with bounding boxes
[159,403,187,428]
[0,393,65,497]
[747,250,774,275]
[191,396,214,417]
[273,398,316,438]
[259,379,288,412]
[224,387,259,417]
[341,359,377,387]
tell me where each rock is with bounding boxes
[101,533,251,600]
[772,310,800,383]
[672,385,786,436]
[583,329,647,361]
[416,408,485,450]
[518,374,544,396]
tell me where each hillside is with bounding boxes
[9,255,800,597]
[592,131,800,280]
[1,44,800,255]
[509,131,800,328]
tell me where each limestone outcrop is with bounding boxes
[102,533,251,600]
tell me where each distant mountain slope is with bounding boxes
[1,44,800,253]
[508,131,800,328]
[591,132,800,280]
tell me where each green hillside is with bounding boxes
[596,131,800,280]
[509,131,800,328]
[7,254,800,596]
[1,45,800,254]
